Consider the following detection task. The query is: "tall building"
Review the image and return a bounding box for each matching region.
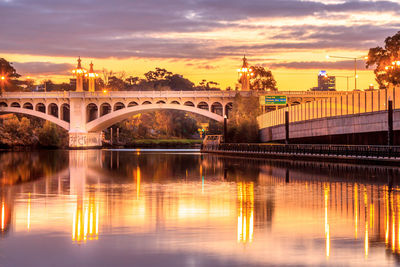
[312,70,336,91]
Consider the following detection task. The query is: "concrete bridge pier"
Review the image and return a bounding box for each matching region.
[68,93,102,148]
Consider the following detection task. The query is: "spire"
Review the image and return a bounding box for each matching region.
[77,56,82,68]
[242,55,248,68]
[89,61,94,72]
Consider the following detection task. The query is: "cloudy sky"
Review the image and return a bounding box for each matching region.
[1,0,399,90]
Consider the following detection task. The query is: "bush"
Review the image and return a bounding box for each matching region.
[37,121,67,148]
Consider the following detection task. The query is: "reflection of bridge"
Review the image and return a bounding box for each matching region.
[0,90,350,148]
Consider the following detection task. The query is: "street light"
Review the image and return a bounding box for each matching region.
[0,75,6,94]
[326,55,367,90]
[335,75,354,91]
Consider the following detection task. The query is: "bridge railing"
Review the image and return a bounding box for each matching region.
[257,86,400,129]
[0,90,355,100]
[203,143,400,158]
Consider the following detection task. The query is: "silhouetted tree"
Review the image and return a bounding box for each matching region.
[249,66,277,91]
[367,31,400,88]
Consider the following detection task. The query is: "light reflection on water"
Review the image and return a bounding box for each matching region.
[0,150,399,266]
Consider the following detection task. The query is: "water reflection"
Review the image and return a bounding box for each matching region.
[0,150,399,265]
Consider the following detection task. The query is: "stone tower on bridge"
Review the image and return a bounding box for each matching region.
[237,55,252,91]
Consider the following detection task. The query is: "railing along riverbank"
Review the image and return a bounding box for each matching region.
[202,143,400,165]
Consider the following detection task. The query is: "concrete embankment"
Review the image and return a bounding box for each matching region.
[202,144,400,166]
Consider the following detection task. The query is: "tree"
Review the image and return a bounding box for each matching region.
[227,94,260,143]
[108,76,128,91]
[249,66,277,91]
[144,68,172,82]
[0,58,22,93]
[37,121,67,147]
[0,58,20,79]
[366,31,400,88]
[0,115,36,146]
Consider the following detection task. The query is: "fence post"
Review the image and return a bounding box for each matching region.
[285,111,289,145]
[388,97,394,146]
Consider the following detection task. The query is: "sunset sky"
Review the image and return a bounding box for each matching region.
[1,0,399,91]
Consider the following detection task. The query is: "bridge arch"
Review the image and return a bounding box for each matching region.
[60,103,70,122]
[211,102,223,116]
[0,102,7,107]
[197,101,209,111]
[48,103,58,118]
[86,104,224,132]
[87,103,98,122]
[100,103,111,117]
[170,101,180,105]
[11,102,20,108]
[23,102,33,110]
[128,101,138,107]
[113,102,125,111]
[184,101,194,107]
[36,103,46,113]
[0,107,69,130]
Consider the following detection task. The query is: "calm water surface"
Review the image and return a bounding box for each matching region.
[0,149,400,266]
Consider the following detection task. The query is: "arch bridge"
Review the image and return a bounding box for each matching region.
[0,90,350,148]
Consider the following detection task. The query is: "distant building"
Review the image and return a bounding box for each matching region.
[311,70,336,91]
[70,78,76,88]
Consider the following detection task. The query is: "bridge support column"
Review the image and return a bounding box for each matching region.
[68,92,102,148]
[69,132,102,148]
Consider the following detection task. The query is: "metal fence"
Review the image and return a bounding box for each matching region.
[258,86,400,129]
[203,143,400,159]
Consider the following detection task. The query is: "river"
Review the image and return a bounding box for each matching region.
[0,149,399,266]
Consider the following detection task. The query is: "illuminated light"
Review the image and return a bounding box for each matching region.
[89,208,93,235]
[72,209,76,241]
[364,187,368,258]
[27,193,31,231]
[136,166,141,200]
[84,207,88,241]
[1,202,4,231]
[370,204,374,229]
[77,212,81,242]
[365,222,369,257]
[386,66,389,70]
[103,89,107,94]
[364,56,368,60]
[0,76,4,81]
[385,187,389,244]
[355,75,359,79]
[354,184,358,239]
[324,184,330,258]
[95,204,99,236]
[237,182,254,243]
[326,55,330,59]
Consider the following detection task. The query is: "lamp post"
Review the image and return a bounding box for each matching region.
[0,76,6,95]
[223,115,227,143]
[326,55,367,90]
[335,75,354,91]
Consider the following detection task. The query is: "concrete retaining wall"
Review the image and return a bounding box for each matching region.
[260,109,400,144]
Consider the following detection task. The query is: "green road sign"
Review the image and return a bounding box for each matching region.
[260,95,287,105]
